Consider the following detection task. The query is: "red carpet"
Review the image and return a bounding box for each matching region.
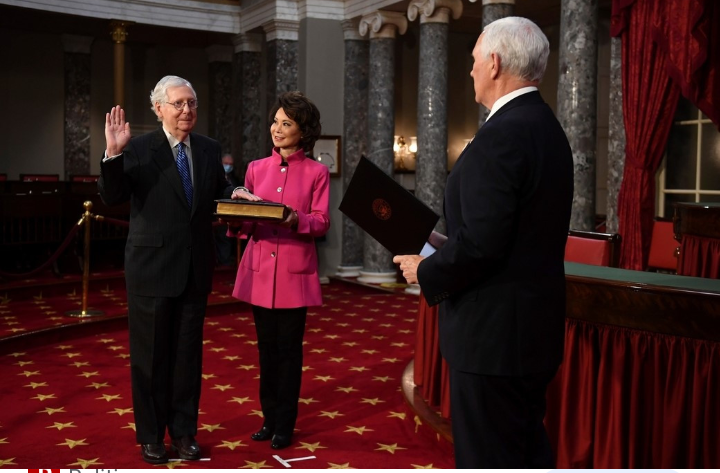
[0,274,454,469]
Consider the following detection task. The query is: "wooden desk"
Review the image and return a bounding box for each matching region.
[673,202,720,278]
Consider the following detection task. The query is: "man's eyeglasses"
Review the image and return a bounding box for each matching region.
[166,100,198,111]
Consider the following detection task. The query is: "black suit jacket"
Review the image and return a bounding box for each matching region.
[99,128,231,297]
[418,91,574,376]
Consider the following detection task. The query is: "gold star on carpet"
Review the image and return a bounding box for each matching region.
[319,411,344,419]
[217,439,247,450]
[69,361,90,368]
[345,313,358,317]
[335,386,358,393]
[328,462,354,469]
[203,340,213,345]
[249,410,264,417]
[363,317,376,321]
[206,321,220,326]
[371,335,386,340]
[199,423,225,432]
[411,463,437,469]
[398,329,413,334]
[96,394,122,402]
[14,360,33,367]
[335,322,350,327]
[391,342,407,347]
[161,460,186,469]
[0,438,7,444]
[116,353,130,359]
[237,364,256,371]
[329,357,347,363]
[372,376,393,382]
[63,352,82,358]
[309,348,327,354]
[375,443,406,454]
[308,328,323,333]
[0,459,17,467]
[78,371,99,378]
[240,460,272,468]
[301,365,314,371]
[68,458,103,468]
[342,342,358,347]
[33,293,44,301]
[7,327,26,333]
[37,407,65,415]
[323,334,340,339]
[58,438,89,449]
[108,408,133,416]
[223,355,241,361]
[360,398,384,406]
[352,329,367,334]
[18,370,40,377]
[231,333,248,338]
[387,411,406,420]
[344,425,374,435]
[87,382,110,389]
[298,397,318,405]
[313,375,334,382]
[211,384,233,392]
[24,381,48,389]
[244,340,258,346]
[297,441,327,453]
[56,344,73,350]
[32,393,56,401]
[202,373,217,380]
[122,422,136,431]
[209,347,227,352]
[107,345,124,351]
[382,358,400,363]
[97,338,115,343]
[228,396,251,405]
[47,422,75,430]
[349,366,369,372]
[361,349,378,355]
[218,327,233,332]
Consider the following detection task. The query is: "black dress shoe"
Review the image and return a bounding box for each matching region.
[171,435,201,460]
[251,425,274,441]
[141,443,168,464]
[271,434,292,450]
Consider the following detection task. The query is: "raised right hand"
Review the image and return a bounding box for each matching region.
[105,105,131,156]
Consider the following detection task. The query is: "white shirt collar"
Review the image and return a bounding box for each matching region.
[486,86,538,122]
[163,128,190,150]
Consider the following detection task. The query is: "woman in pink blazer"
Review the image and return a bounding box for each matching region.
[229,92,330,450]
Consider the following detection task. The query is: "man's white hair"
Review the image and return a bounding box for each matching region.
[480,17,550,83]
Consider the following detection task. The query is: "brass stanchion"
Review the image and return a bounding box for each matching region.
[66,201,105,317]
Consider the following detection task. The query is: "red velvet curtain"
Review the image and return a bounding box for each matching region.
[546,319,720,468]
[678,234,720,278]
[611,0,719,270]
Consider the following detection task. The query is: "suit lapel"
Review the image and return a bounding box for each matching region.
[149,128,189,210]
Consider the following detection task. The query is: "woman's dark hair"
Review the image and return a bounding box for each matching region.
[268,91,322,152]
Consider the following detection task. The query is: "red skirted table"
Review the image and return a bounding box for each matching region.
[674,202,720,279]
[413,262,720,468]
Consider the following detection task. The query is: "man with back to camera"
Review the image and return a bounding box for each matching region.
[393,17,574,468]
[99,75,233,464]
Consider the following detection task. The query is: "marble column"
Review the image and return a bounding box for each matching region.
[408,0,462,236]
[206,45,233,156]
[336,19,369,278]
[558,0,598,231]
[263,20,299,156]
[357,11,408,283]
[233,33,263,176]
[479,0,515,126]
[109,21,131,107]
[61,35,93,179]
[605,36,625,234]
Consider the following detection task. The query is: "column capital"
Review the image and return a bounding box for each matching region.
[262,19,300,42]
[359,11,408,39]
[233,33,263,53]
[408,0,463,24]
[206,45,233,63]
[341,18,366,41]
[61,34,94,53]
[481,0,516,4]
[109,20,133,44]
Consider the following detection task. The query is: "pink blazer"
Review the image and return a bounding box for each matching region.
[231,148,330,309]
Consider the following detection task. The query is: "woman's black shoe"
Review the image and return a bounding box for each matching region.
[251,425,274,441]
[271,434,292,450]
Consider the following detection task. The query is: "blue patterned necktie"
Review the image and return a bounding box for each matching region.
[176,142,193,208]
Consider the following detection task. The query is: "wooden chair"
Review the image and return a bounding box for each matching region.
[19,174,60,182]
[647,219,679,273]
[565,230,622,267]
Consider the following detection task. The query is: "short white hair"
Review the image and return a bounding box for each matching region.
[480,17,549,82]
[149,75,197,120]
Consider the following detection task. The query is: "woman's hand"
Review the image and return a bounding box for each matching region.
[279,206,299,229]
[231,187,262,201]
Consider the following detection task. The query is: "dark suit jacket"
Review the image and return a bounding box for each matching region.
[98,128,231,297]
[417,91,574,376]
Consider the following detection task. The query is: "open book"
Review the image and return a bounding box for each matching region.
[215,199,290,222]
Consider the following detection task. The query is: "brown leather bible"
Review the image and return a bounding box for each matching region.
[215,199,290,222]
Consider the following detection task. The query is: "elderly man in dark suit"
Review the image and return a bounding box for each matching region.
[394,17,574,469]
[99,75,232,464]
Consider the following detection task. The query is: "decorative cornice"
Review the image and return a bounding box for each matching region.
[262,19,300,41]
[61,34,94,53]
[205,44,233,63]
[341,18,366,41]
[109,20,132,44]
[407,0,462,24]
[233,33,263,53]
[359,10,407,39]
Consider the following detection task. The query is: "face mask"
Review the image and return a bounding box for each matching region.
[223,164,233,173]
